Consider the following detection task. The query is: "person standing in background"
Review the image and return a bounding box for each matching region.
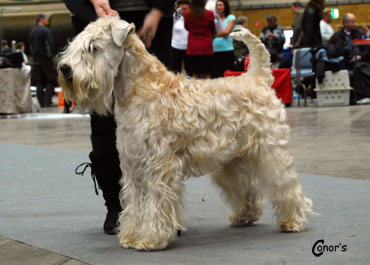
[300,0,324,48]
[231,16,249,71]
[169,0,190,74]
[291,1,304,49]
[260,14,285,69]
[1,40,12,53]
[278,2,303,69]
[183,0,215,79]
[29,14,56,108]
[212,0,235,78]
[320,8,334,46]
[16,42,28,63]
[232,16,248,58]
[16,41,31,75]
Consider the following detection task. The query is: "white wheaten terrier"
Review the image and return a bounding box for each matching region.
[58,16,312,251]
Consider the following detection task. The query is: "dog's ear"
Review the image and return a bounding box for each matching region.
[111,21,135,47]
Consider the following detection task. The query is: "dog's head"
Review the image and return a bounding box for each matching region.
[58,16,135,114]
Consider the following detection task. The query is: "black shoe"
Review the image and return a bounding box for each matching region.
[103,210,120,235]
[75,161,122,235]
[63,107,70,113]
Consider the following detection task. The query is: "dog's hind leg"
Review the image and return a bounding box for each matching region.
[211,159,264,227]
[256,146,313,232]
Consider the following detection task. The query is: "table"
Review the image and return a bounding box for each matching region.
[224,68,293,104]
[0,68,33,114]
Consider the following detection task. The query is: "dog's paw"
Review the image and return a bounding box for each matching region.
[229,208,263,227]
[118,232,137,249]
[134,237,169,251]
[279,221,302,233]
[229,212,254,227]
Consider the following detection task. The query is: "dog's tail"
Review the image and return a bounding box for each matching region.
[230,29,272,77]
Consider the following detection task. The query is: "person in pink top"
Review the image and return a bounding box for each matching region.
[183,0,215,79]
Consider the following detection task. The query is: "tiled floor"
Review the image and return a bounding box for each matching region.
[1,100,370,180]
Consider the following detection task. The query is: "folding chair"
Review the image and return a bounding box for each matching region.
[291,48,315,106]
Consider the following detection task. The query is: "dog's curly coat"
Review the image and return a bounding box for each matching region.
[58,16,312,251]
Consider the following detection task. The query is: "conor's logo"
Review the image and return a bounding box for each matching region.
[312,239,348,257]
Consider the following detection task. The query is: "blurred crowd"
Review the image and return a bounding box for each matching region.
[2,0,370,108]
[169,0,370,103]
[286,0,370,104]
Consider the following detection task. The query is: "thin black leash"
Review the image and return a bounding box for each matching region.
[75,162,99,195]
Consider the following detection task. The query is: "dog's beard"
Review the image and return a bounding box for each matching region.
[58,53,115,115]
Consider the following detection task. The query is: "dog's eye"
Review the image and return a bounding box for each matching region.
[60,64,73,82]
[60,64,71,76]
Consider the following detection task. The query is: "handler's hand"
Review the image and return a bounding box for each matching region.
[90,0,118,17]
[137,8,163,48]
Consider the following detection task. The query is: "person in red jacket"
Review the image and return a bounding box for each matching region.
[183,0,215,79]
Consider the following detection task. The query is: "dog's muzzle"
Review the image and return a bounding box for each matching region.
[60,64,73,83]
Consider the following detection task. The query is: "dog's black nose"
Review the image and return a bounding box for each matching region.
[60,64,73,82]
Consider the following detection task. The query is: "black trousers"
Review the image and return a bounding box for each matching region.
[32,56,56,107]
[169,47,189,74]
[354,61,370,100]
[212,50,235,78]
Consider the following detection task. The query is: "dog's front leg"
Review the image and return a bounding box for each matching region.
[117,171,145,249]
[133,162,186,251]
